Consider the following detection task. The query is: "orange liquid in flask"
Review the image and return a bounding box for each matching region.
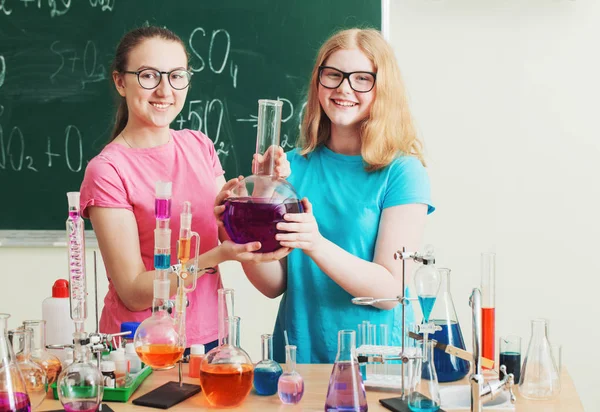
[200,363,254,407]
[136,344,184,369]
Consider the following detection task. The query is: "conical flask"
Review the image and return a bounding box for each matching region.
[223,99,303,253]
[424,268,469,382]
[200,289,254,407]
[0,313,31,412]
[408,340,440,412]
[519,319,561,400]
[8,327,47,410]
[325,330,367,412]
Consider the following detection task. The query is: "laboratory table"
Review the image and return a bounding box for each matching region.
[41,364,583,411]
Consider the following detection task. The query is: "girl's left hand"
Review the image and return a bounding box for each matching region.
[253,146,291,178]
[275,198,323,253]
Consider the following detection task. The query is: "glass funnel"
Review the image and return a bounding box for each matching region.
[22,320,62,385]
[325,330,367,412]
[519,319,561,400]
[223,99,303,253]
[423,268,469,382]
[8,328,47,410]
[56,332,103,412]
[0,314,31,412]
[408,340,440,412]
[253,334,282,396]
[200,316,254,407]
[414,250,440,323]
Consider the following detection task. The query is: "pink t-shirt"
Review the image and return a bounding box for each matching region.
[79,129,224,345]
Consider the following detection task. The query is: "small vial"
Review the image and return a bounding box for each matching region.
[109,349,129,388]
[101,361,116,388]
[125,343,142,374]
[188,344,205,379]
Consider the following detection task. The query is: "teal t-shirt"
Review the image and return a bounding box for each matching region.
[272,146,435,364]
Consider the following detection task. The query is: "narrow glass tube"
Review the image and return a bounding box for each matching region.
[218,289,235,345]
[481,252,496,369]
[66,192,87,332]
[154,228,171,270]
[253,99,283,176]
[177,201,192,264]
[155,181,172,221]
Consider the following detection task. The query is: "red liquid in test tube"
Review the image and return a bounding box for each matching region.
[481,252,496,369]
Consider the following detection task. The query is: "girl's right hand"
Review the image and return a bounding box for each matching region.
[214,176,244,227]
[219,240,292,263]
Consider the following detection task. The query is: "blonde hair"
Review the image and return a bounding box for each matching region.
[299,28,425,170]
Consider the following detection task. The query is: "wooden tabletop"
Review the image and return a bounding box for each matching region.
[41,364,583,411]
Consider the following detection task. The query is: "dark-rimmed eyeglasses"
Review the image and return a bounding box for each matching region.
[318,66,376,93]
[123,68,193,90]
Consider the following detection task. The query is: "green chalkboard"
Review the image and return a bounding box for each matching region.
[0,0,381,231]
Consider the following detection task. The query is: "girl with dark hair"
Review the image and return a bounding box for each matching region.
[80,26,290,352]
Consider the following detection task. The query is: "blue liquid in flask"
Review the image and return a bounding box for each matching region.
[408,393,440,412]
[422,320,469,382]
[254,364,282,396]
[418,296,436,322]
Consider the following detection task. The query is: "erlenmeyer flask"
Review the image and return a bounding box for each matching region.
[325,330,367,412]
[200,289,253,407]
[0,313,31,412]
[8,328,48,410]
[519,319,561,400]
[56,332,104,412]
[223,99,303,252]
[424,268,469,382]
[408,340,440,412]
[22,320,62,385]
[253,334,282,396]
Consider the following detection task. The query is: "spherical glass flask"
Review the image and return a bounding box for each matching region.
[224,176,303,253]
[56,333,103,412]
[8,327,48,410]
[133,312,183,370]
[223,99,303,253]
[22,320,62,385]
[199,316,254,407]
[253,334,282,396]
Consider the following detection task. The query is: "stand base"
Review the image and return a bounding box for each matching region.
[132,381,201,409]
[380,394,447,412]
[44,404,115,412]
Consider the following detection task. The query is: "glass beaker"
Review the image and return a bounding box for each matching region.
[22,320,62,385]
[325,330,367,412]
[277,345,304,405]
[8,328,48,410]
[223,99,303,253]
[253,334,282,396]
[408,340,441,412]
[425,268,469,382]
[499,335,521,382]
[56,332,104,412]
[200,316,254,407]
[0,314,31,412]
[519,319,561,400]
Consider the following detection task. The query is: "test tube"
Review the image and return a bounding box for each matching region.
[380,324,389,379]
[481,252,496,369]
[357,323,366,381]
[369,324,377,376]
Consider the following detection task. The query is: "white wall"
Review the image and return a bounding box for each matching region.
[389,0,598,410]
[0,0,597,409]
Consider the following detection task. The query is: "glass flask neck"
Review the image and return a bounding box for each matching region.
[224,316,240,347]
[23,320,46,351]
[335,330,355,362]
[261,334,274,361]
[253,99,283,176]
[284,345,297,373]
[72,333,90,363]
[218,288,235,345]
[530,319,549,340]
[8,328,33,359]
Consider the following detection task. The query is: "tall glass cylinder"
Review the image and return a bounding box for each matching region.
[0,314,31,412]
[66,192,87,333]
[253,99,283,176]
[481,252,496,370]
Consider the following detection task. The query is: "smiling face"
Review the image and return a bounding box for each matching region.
[113,37,189,130]
[318,48,376,133]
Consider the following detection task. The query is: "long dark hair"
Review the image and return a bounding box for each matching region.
[109,26,188,142]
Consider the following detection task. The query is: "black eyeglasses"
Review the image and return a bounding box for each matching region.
[318,66,377,93]
[123,68,193,90]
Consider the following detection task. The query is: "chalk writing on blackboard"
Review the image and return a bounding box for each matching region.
[0,0,115,17]
[0,55,5,89]
[50,40,108,88]
[189,27,238,88]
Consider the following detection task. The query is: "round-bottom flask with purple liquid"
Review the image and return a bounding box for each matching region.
[277,345,304,405]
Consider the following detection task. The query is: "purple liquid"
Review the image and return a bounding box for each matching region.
[325,362,367,412]
[62,401,100,412]
[155,198,171,220]
[223,197,303,252]
[277,374,304,405]
[0,392,31,412]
